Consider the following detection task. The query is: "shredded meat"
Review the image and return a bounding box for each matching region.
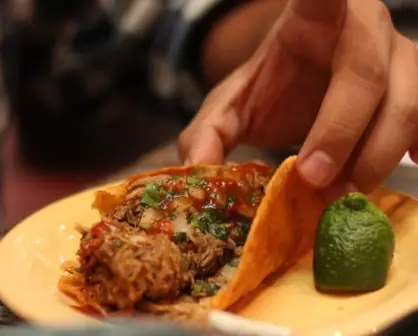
[108,198,144,227]
[179,226,235,277]
[83,234,190,310]
[63,162,273,321]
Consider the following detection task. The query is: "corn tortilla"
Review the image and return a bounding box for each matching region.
[211,156,326,309]
[92,157,326,311]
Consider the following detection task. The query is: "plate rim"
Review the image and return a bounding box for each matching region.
[1,184,418,335]
[0,184,106,326]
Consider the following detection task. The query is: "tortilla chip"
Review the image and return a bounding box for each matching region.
[211,156,326,310]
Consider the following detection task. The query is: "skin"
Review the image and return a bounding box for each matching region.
[178,0,418,200]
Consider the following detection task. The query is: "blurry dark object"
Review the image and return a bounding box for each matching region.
[0,321,219,335]
[34,0,97,21]
[0,0,183,172]
[390,8,418,28]
[379,310,418,336]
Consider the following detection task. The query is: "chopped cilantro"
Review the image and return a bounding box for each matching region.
[228,259,240,267]
[186,175,200,185]
[167,189,177,196]
[206,283,221,295]
[171,175,181,180]
[227,195,237,209]
[173,232,187,244]
[191,281,221,297]
[209,223,228,241]
[248,194,257,205]
[112,239,122,247]
[241,220,252,241]
[141,182,161,208]
[190,216,199,227]
[191,207,228,241]
[192,280,205,296]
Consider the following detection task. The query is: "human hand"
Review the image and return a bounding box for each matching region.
[178,0,418,197]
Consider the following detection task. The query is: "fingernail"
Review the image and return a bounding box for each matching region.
[298,150,337,187]
[184,158,190,166]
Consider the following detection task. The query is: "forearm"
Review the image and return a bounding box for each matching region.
[202,0,289,87]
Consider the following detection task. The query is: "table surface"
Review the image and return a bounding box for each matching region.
[1,7,418,328]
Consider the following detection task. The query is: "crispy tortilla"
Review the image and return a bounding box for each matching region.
[91,156,327,311]
[212,156,326,309]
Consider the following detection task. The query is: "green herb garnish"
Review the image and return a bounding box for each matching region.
[206,283,221,295]
[248,194,257,205]
[227,195,237,209]
[191,207,228,240]
[190,216,199,227]
[112,239,122,247]
[228,259,240,267]
[171,175,181,180]
[192,280,205,296]
[173,232,187,244]
[241,220,252,241]
[209,223,228,241]
[191,281,220,297]
[167,189,177,196]
[141,182,161,208]
[186,175,200,185]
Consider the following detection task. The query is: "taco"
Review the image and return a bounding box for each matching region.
[59,156,325,323]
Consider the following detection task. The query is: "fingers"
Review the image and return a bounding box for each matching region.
[296,0,394,188]
[178,66,252,164]
[333,34,418,195]
[278,0,346,69]
[290,0,346,24]
[349,35,418,193]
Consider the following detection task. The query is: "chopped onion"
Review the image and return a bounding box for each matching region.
[188,186,206,200]
[172,196,193,213]
[129,234,147,244]
[139,208,158,229]
[172,212,188,233]
[220,264,237,281]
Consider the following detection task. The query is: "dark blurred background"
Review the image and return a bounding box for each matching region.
[0,0,417,230]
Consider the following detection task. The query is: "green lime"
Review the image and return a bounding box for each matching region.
[314,192,395,293]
